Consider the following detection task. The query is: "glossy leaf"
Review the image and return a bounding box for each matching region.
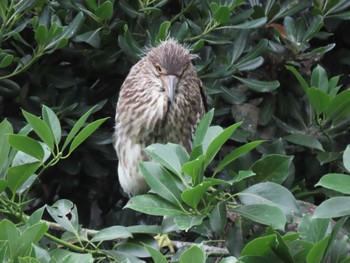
[0,119,13,172]
[284,133,324,151]
[234,76,280,92]
[95,0,113,20]
[91,226,132,242]
[209,202,227,236]
[140,162,182,206]
[46,199,79,233]
[307,87,331,116]
[214,6,230,24]
[204,122,241,167]
[286,65,309,92]
[34,24,48,45]
[251,154,294,184]
[22,109,54,151]
[156,21,171,41]
[306,236,330,263]
[8,135,44,161]
[182,154,205,185]
[313,197,350,218]
[42,105,61,146]
[180,245,206,263]
[62,106,97,151]
[7,162,41,194]
[125,194,184,216]
[238,182,300,216]
[298,215,330,243]
[343,145,350,172]
[145,143,189,178]
[49,249,94,263]
[193,109,214,148]
[69,117,108,154]
[144,244,167,263]
[214,140,265,175]
[311,65,329,93]
[16,223,49,257]
[0,219,19,258]
[175,214,206,231]
[181,181,211,209]
[233,204,286,230]
[316,173,350,194]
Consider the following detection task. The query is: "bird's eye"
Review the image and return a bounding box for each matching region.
[155,65,162,74]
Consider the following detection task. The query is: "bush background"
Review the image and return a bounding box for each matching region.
[2,0,350,261]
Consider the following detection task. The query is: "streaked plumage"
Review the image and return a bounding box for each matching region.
[114,39,206,197]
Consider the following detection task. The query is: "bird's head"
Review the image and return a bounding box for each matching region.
[146,39,196,103]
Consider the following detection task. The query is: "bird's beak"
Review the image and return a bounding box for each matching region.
[163,75,179,103]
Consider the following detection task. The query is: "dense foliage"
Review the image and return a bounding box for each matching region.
[1,0,350,262]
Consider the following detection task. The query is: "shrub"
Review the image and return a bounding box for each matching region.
[1,0,350,262]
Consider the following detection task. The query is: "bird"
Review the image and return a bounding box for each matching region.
[114,39,206,197]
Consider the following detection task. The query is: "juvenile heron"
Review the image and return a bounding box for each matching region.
[114,39,206,197]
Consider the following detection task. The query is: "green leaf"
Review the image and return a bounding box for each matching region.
[144,143,189,178]
[236,56,264,71]
[0,219,19,258]
[238,182,300,216]
[209,202,227,236]
[125,194,185,216]
[181,181,212,209]
[286,65,309,92]
[214,6,230,24]
[316,173,350,194]
[62,106,97,151]
[306,87,331,116]
[298,215,330,243]
[284,133,324,151]
[0,79,20,97]
[204,122,241,167]
[233,204,286,230]
[251,154,294,184]
[193,109,214,148]
[144,244,167,263]
[0,119,13,172]
[156,21,171,41]
[230,17,267,29]
[46,199,79,233]
[0,180,6,193]
[42,106,61,146]
[241,234,277,257]
[16,223,49,257]
[313,197,350,218]
[311,65,329,93]
[69,117,108,154]
[228,170,256,184]
[140,162,182,206]
[95,0,113,20]
[306,236,330,263]
[0,54,14,68]
[8,134,44,161]
[301,15,323,44]
[344,145,350,172]
[182,154,205,185]
[214,140,265,176]
[34,24,48,45]
[26,206,45,227]
[180,245,206,263]
[74,30,101,48]
[234,76,280,92]
[91,226,132,242]
[325,90,350,124]
[22,109,55,151]
[175,214,206,231]
[7,162,41,194]
[49,249,94,263]
[59,12,84,40]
